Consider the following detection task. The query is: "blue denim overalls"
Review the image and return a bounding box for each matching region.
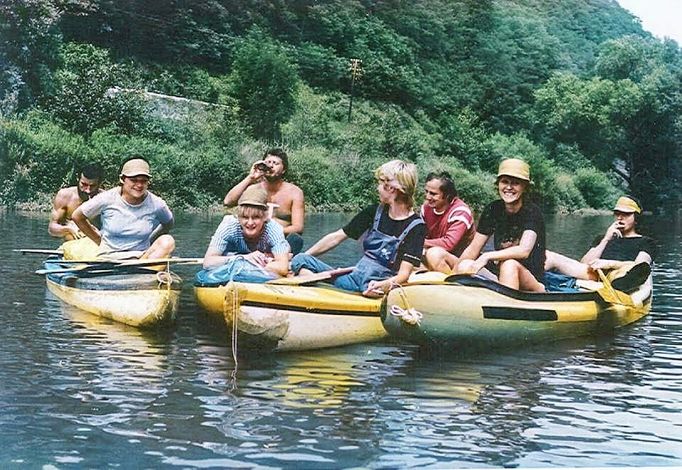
[291,205,424,292]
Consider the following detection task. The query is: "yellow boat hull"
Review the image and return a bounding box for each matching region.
[45,263,181,328]
[194,282,386,352]
[382,275,652,348]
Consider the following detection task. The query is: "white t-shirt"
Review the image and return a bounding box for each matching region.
[80,187,173,253]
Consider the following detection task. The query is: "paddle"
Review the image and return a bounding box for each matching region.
[267,266,354,286]
[14,248,64,255]
[36,257,204,275]
[45,256,203,266]
[595,268,635,307]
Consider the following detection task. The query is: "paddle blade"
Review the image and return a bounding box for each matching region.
[596,269,635,307]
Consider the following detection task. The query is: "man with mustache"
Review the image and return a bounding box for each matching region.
[48,163,104,241]
[224,148,305,255]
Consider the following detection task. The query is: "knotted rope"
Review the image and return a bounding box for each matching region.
[388,283,423,325]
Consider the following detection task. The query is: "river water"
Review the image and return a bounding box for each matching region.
[1,210,680,468]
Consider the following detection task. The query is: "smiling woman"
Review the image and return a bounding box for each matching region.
[458,158,547,292]
[70,157,176,261]
[195,184,291,285]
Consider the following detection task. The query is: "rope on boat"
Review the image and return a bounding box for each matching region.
[222,256,246,391]
[389,304,423,325]
[389,283,423,325]
[156,269,178,287]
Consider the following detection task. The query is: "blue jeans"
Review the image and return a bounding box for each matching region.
[291,253,393,292]
[286,233,304,256]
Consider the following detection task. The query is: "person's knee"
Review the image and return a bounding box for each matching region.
[424,246,446,268]
[290,253,312,274]
[498,259,521,276]
[155,234,175,254]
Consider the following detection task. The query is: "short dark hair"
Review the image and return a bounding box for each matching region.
[426,171,458,201]
[264,148,288,173]
[80,163,103,181]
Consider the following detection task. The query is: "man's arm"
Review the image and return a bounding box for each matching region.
[364,260,415,297]
[150,218,174,243]
[305,229,348,257]
[581,221,622,264]
[265,251,290,277]
[589,250,652,271]
[48,189,80,239]
[223,162,267,206]
[202,246,231,269]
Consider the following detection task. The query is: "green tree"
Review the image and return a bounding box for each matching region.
[47,43,146,136]
[0,0,63,111]
[229,29,300,141]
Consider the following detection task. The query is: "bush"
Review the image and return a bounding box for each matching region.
[289,145,379,211]
[0,111,87,203]
[228,29,300,141]
[573,167,619,209]
[553,172,586,212]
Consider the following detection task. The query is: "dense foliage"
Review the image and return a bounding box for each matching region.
[1,0,680,213]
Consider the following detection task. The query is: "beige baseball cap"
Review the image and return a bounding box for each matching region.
[120,158,151,178]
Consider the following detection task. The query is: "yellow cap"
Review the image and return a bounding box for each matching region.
[497,158,530,182]
[613,196,641,214]
[238,185,269,209]
[120,158,151,178]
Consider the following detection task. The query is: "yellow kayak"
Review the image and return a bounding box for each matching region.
[44,259,182,328]
[194,281,386,352]
[382,274,652,348]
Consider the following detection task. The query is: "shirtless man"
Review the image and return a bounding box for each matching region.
[48,163,104,240]
[224,148,305,254]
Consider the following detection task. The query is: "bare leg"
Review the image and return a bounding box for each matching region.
[544,250,595,280]
[498,259,545,292]
[142,234,176,260]
[424,247,459,274]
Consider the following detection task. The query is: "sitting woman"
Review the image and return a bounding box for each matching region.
[290,160,426,297]
[544,195,655,291]
[195,185,290,285]
[457,158,546,292]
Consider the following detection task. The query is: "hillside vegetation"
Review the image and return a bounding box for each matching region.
[1,0,680,213]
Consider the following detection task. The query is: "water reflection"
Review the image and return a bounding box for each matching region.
[41,292,173,433]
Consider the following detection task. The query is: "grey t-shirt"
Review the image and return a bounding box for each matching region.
[80,187,173,253]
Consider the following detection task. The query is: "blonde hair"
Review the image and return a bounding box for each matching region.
[374,159,417,207]
[237,205,267,219]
